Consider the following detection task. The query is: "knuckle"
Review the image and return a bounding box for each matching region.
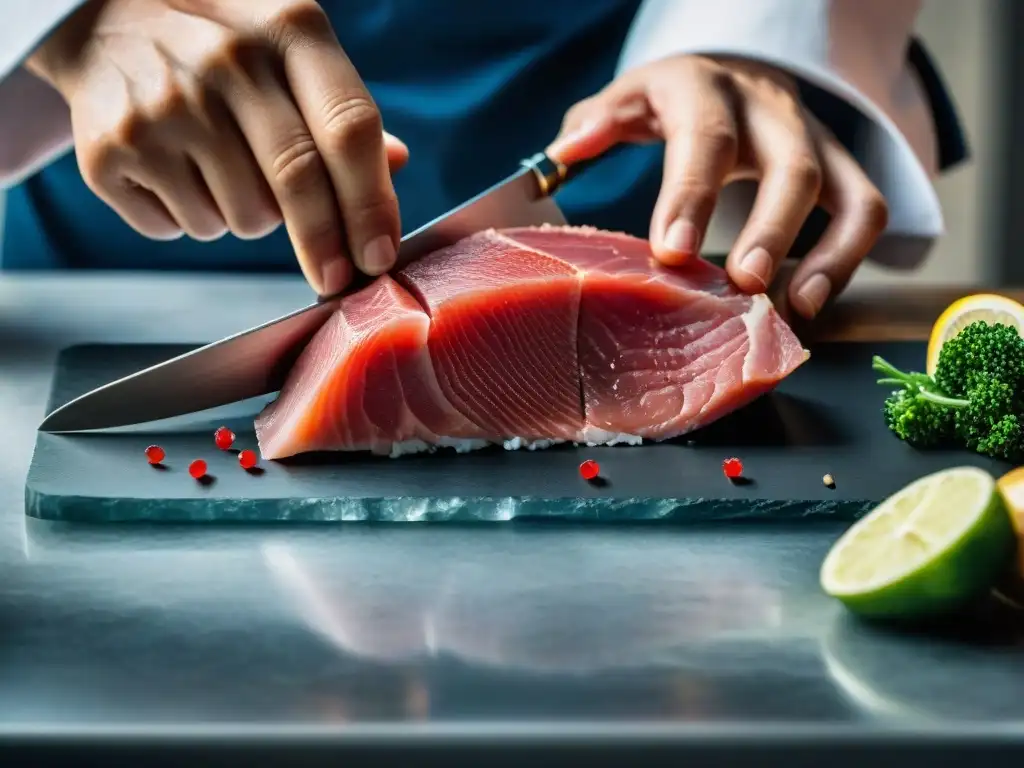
[77,140,120,190]
[678,54,732,88]
[753,224,793,250]
[144,82,191,125]
[704,64,735,94]
[348,191,398,227]
[784,152,823,196]
[111,111,151,150]
[200,36,259,89]
[262,1,333,47]
[270,135,326,197]
[676,53,712,76]
[670,178,718,208]
[295,214,342,253]
[320,95,383,155]
[698,119,738,159]
[857,187,890,234]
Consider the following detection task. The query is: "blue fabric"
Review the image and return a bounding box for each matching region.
[2,0,659,271]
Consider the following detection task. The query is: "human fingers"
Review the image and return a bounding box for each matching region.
[723,101,823,294]
[80,162,184,241]
[550,62,741,265]
[176,0,404,287]
[786,124,889,319]
[545,82,653,167]
[76,125,225,242]
[67,63,219,242]
[132,153,229,241]
[215,48,351,294]
[213,56,405,292]
[184,95,283,240]
[268,2,400,276]
[643,62,740,265]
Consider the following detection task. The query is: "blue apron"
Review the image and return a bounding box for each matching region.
[2,0,657,271]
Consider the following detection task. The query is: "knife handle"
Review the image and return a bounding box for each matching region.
[520,152,595,199]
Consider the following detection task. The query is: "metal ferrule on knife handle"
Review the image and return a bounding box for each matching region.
[520,152,570,198]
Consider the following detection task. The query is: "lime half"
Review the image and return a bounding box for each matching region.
[820,467,1016,620]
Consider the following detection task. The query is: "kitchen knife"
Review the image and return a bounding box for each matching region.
[39,152,579,432]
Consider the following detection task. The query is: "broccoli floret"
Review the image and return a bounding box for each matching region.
[882,387,956,447]
[873,355,1024,461]
[874,357,956,446]
[934,320,1024,396]
[951,378,1024,461]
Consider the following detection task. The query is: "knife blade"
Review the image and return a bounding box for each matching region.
[39,153,574,432]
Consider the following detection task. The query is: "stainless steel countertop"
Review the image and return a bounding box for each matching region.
[2,273,1023,763]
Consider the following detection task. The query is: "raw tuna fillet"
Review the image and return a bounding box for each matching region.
[255,275,482,459]
[255,225,808,459]
[504,227,805,440]
[397,232,584,442]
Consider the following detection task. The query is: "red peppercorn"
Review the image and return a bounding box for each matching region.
[579,458,600,481]
[722,457,743,479]
[144,445,165,465]
[188,459,208,480]
[238,449,258,470]
[214,426,236,451]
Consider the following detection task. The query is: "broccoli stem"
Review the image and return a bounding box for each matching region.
[871,356,936,390]
[871,355,970,408]
[917,390,969,408]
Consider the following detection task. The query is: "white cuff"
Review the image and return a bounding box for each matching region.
[0,2,87,186]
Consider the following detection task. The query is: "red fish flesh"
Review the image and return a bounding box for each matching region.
[255,226,808,459]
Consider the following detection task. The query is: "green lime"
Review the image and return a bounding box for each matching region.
[819,466,1016,620]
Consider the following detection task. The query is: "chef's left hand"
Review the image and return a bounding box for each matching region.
[547,55,889,319]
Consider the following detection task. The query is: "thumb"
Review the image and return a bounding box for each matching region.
[546,80,657,166]
[546,115,618,167]
[546,85,650,166]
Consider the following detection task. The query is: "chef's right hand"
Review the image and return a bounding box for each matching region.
[26,0,404,296]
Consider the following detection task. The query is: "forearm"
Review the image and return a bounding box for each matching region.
[0,1,89,187]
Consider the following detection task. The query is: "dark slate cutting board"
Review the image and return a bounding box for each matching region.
[25,342,1013,523]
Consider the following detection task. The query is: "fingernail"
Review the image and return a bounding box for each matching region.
[795,273,832,317]
[738,247,773,290]
[662,219,700,257]
[320,257,351,297]
[383,130,407,152]
[361,235,396,275]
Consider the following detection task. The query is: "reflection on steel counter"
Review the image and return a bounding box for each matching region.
[261,535,783,675]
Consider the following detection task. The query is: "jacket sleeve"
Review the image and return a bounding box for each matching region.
[619,0,961,270]
[0,1,90,188]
